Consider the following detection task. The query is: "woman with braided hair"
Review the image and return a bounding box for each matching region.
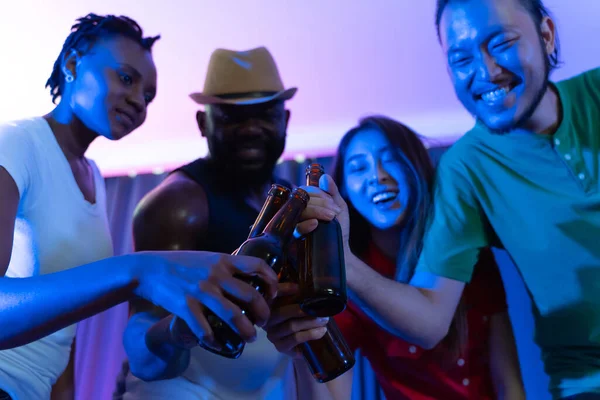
[0,13,288,400]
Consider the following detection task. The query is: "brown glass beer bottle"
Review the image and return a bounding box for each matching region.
[299,163,347,317]
[199,187,309,358]
[278,262,355,383]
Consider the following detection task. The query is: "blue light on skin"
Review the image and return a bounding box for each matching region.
[343,127,410,231]
[439,0,560,134]
[53,36,158,142]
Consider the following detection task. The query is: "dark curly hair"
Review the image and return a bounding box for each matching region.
[46,13,160,104]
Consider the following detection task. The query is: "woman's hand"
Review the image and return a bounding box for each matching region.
[264,283,329,357]
[295,174,350,243]
[133,251,278,348]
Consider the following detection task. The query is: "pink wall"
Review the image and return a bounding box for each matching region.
[0,0,598,176]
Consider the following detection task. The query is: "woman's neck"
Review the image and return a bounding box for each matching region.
[369,225,402,261]
[44,103,97,161]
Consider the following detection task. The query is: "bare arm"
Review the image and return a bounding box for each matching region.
[489,311,525,400]
[291,358,352,400]
[0,167,276,352]
[325,367,353,400]
[0,167,138,347]
[344,252,465,349]
[264,283,354,400]
[123,172,208,381]
[51,337,76,400]
[301,175,466,349]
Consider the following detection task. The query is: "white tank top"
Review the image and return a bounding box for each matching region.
[122,328,293,399]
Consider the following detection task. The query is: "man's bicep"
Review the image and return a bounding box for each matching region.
[129,173,209,318]
[132,173,209,251]
[129,194,188,320]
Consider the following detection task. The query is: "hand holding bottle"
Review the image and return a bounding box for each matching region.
[296,174,350,246]
[173,186,310,359]
[264,272,355,383]
[141,251,278,351]
[265,282,329,357]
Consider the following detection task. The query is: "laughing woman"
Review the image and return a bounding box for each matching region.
[265,116,525,399]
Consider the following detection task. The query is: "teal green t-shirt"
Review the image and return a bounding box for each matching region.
[416,67,600,398]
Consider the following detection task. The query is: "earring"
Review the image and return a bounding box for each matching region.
[65,74,74,83]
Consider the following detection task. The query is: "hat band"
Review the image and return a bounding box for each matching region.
[214,91,279,100]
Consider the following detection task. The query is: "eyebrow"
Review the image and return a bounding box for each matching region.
[345,154,365,164]
[447,25,519,53]
[345,145,395,164]
[119,63,142,78]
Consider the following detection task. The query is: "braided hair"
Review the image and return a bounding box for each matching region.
[46,13,160,104]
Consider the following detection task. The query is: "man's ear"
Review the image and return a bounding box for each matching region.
[196,110,207,137]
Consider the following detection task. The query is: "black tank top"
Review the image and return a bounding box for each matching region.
[176,158,292,254]
[111,160,292,399]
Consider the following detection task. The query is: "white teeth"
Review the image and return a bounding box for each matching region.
[481,86,510,103]
[372,191,398,204]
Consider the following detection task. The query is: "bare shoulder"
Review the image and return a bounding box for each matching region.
[133,171,209,251]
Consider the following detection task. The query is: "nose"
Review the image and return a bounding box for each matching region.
[237,120,268,138]
[475,51,502,81]
[367,161,392,185]
[126,89,146,114]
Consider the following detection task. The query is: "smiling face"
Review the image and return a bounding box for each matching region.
[198,100,289,184]
[439,0,555,132]
[343,127,411,230]
[66,35,158,140]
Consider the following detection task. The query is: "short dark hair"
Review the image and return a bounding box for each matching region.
[46,13,160,103]
[434,0,561,71]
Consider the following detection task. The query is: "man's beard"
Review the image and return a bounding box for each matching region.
[206,136,286,189]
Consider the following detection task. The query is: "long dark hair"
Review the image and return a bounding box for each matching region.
[332,115,467,359]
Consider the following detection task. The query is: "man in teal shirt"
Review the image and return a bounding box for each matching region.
[261,0,598,398]
[413,0,600,398]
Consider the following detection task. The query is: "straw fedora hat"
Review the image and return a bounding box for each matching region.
[189,46,297,105]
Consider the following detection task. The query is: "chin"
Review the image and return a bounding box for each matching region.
[371,218,399,231]
[239,162,266,171]
[369,207,407,230]
[108,126,134,141]
[481,118,515,133]
[105,133,124,141]
[94,130,115,141]
[476,110,520,134]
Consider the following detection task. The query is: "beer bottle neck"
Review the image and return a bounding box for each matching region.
[263,189,309,247]
[248,184,291,239]
[306,164,325,187]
